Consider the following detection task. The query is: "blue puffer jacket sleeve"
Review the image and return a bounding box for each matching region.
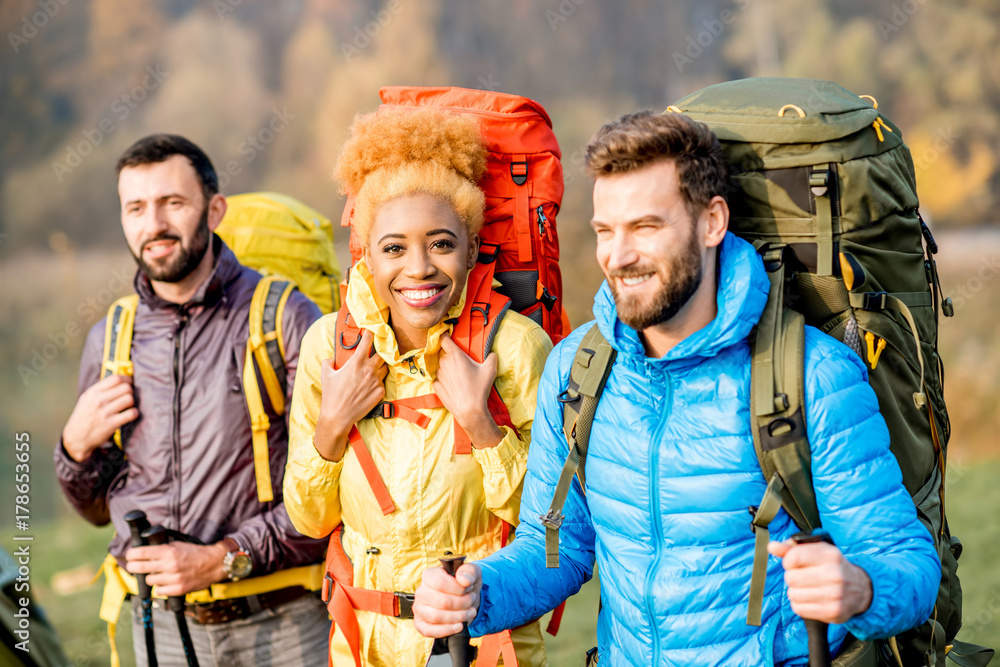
[470,328,596,636]
[799,327,941,642]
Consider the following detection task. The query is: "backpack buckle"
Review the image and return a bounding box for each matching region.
[394,592,415,619]
[748,506,759,533]
[539,509,564,530]
[367,402,396,420]
[321,573,333,603]
[477,243,500,264]
[540,287,557,311]
[510,161,528,186]
[862,291,888,311]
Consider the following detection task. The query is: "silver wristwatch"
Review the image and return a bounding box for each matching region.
[221,538,253,582]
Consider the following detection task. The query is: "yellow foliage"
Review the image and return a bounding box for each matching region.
[910,129,997,221]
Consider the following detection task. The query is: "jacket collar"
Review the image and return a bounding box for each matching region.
[345,260,469,375]
[134,234,242,310]
[594,232,769,365]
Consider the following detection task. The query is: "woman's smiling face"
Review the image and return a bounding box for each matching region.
[364,193,478,353]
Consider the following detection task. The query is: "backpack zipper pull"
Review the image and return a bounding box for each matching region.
[536,204,548,238]
[865,331,886,370]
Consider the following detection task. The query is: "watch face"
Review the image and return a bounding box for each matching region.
[230,553,252,579]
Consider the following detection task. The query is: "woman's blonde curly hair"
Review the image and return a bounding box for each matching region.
[334,107,488,245]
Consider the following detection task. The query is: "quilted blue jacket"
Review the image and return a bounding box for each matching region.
[469,233,940,666]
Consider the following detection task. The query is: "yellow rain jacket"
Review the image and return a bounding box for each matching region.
[284,262,553,667]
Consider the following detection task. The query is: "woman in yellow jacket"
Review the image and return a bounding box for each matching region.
[283,108,553,666]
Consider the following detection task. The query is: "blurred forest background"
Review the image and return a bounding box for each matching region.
[1,0,998,664]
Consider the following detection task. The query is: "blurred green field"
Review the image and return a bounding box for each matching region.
[18,458,998,666]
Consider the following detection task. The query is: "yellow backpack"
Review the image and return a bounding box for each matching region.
[101,192,341,503]
[217,191,341,315]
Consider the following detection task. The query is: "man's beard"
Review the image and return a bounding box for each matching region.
[131,207,211,283]
[608,228,703,331]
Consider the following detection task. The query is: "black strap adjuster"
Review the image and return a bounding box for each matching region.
[510,161,528,186]
[862,291,888,311]
[395,592,415,619]
[540,287,557,311]
[322,573,334,602]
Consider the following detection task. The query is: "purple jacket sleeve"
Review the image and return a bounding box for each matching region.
[223,290,327,574]
[53,319,127,527]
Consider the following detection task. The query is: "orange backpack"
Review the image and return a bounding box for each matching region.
[321,87,567,667]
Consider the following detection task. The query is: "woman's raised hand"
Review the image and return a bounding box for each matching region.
[313,329,388,462]
[433,334,504,449]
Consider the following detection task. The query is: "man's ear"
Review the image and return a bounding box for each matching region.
[206,193,228,232]
[467,232,480,270]
[702,195,729,249]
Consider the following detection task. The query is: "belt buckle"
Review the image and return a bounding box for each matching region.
[395,592,415,619]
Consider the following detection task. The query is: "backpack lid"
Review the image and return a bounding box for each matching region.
[672,77,883,145]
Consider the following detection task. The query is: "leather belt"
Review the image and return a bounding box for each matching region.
[182,586,312,625]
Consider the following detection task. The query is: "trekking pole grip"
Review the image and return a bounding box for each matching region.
[124,510,152,596]
[791,530,834,667]
[439,555,477,667]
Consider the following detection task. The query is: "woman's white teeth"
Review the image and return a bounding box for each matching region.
[402,287,443,300]
[622,274,653,286]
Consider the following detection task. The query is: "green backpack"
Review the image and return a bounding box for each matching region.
[541,78,992,667]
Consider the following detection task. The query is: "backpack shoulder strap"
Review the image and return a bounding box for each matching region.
[243,275,294,503]
[450,260,514,454]
[746,245,820,626]
[248,275,295,414]
[541,323,616,569]
[101,294,139,449]
[332,302,362,370]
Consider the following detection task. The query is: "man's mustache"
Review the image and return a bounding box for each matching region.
[607,267,659,280]
[140,234,181,251]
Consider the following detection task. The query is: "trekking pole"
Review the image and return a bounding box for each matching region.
[791,529,835,667]
[143,525,200,667]
[124,510,157,667]
[439,555,477,667]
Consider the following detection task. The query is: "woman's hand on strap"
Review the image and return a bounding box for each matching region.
[314,329,387,462]
[433,334,503,449]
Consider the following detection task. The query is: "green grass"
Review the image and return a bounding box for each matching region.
[16,460,997,666]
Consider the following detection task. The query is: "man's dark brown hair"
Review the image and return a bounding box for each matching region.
[116,134,219,203]
[584,110,728,221]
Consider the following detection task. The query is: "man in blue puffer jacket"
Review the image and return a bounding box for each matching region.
[413,111,940,665]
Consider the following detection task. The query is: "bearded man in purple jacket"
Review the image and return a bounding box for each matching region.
[55,134,330,667]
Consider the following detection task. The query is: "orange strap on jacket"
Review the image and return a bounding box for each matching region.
[347,426,397,516]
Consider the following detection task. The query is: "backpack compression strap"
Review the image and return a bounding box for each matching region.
[541,324,616,569]
[101,294,140,450]
[243,276,296,503]
[747,244,820,626]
